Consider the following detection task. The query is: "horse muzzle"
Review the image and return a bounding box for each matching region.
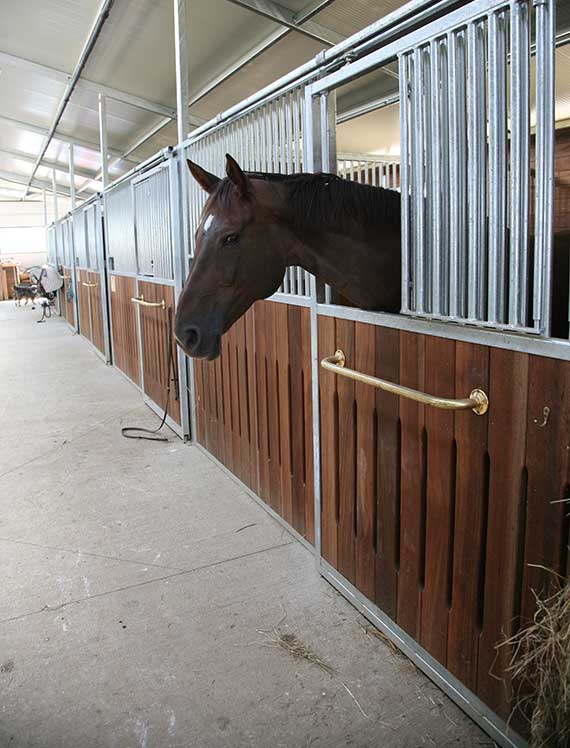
[175,323,221,360]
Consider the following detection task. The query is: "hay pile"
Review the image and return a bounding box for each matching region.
[501,573,570,748]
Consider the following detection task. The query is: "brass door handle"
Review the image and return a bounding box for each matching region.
[82,282,98,288]
[131,295,166,310]
[321,350,489,415]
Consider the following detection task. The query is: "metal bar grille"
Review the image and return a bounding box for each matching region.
[185,85,312,298]
[400,0,555,337]
[133,165,174,280]
[105,181,136,274]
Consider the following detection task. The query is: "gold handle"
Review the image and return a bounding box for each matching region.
[131,295,166,310]
[321,350,489,415]
[63,275,71,281]
[82,281,98,288]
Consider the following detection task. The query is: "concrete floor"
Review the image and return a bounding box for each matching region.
[0,300,493,748]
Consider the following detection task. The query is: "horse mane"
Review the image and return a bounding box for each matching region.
[211,171,401,232]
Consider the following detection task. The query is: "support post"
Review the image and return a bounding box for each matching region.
[68,143,76,210]
[42,188,48,226]
[51,169,58,221]
[98,93,109,189]
[174,0,195,441]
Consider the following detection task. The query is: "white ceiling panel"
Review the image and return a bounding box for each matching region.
[0,0,102,72]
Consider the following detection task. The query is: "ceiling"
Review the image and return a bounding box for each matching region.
[0,0,407,203]
[0,0,568,205]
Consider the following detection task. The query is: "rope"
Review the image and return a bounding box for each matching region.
[121,305,177,442]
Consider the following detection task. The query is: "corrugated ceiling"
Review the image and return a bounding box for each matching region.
[0,0,568,203]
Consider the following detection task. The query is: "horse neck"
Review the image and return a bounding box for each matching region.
[283,193,401,311]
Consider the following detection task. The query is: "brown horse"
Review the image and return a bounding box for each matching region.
[175,154,401,359]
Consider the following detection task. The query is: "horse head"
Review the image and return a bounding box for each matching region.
[175,154,290,359]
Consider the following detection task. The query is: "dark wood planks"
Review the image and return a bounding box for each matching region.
[109,274,141,386]
[195,300,314,542]
[76,270,91,343]
[88,271,105,355]
[317,318,569,736]
[138,281,180,425]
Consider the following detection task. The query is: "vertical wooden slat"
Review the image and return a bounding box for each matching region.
[245,306,260,496]
[355,323,376,600]
[256,302,270,504]
[336,319,356,584]
[397,331,425,638]
[318,315,338,565]
[521,357,570,620]
[477,348,529,719]
[236,316,251,487]
[221,329,234,472]
[302,307,314,544]
[266,303,281,513]
[228,324,241,479]
[375,326,400,620]
[447,342,489,691]
[288,304,304,533]
[421,336,456,664]
[276,304,293,526]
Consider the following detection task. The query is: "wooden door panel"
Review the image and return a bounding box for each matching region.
[318,318,570,729]
[88,271,105,355]
[138,281,180,425]
[109,275,140,386]
[76,270,92,342]
[194,300,314,543]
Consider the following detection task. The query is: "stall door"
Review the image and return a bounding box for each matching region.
[105,181,141,387]
[133,164,181,430]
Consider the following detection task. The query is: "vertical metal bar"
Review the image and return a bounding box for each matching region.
[439,39,450,315]
[399,53,411,314]
[448,30,467,319]
[51,169,58,222]
[467,21,487,321]
[98,93,109,189]
[174,0,193,440]
[293,89,301,172]
[42,188,48,226]
[509,0,530,326]
[534,0,555,335]
[423,46,433,314]
[412,47,426,314]
[431,39,442,316]
[68,143,76,211]
[487,10,507,324]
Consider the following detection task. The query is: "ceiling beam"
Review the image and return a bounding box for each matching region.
[0,169,95,198]
[0,114,138,164]
[189,0,338,107]
[0,50,177,119]
[224,0,343,46]
[23,0,116,196]
[0,147,97,180]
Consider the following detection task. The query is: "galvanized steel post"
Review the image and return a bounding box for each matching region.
[98,93,109,190]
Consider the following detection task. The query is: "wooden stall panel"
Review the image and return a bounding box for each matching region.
[62,267,75,327]
[195,300,314,542]
[138,281,180,425]
[109,274,140,386]
[319,319,570,731]
[88,271,105,356]
[76,270,91,342]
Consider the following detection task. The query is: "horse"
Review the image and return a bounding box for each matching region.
[174,154,402,359]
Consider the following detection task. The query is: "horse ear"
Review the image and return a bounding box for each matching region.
[225,153,250,197]
[187,160,220,194]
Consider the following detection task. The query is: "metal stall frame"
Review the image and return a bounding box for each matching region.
[80,194,112,363]
[103,149,190,440]
[302,1,557,746]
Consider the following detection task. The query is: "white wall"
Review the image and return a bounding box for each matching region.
[0,197,73,268]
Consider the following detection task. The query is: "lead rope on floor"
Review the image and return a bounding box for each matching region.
[121,305,177,442]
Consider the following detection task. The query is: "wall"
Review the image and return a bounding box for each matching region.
[0,197,73,268]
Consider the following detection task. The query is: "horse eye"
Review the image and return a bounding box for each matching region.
[223,233,239,246]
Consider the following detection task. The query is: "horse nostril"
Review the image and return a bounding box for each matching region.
[186,326,201,350]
